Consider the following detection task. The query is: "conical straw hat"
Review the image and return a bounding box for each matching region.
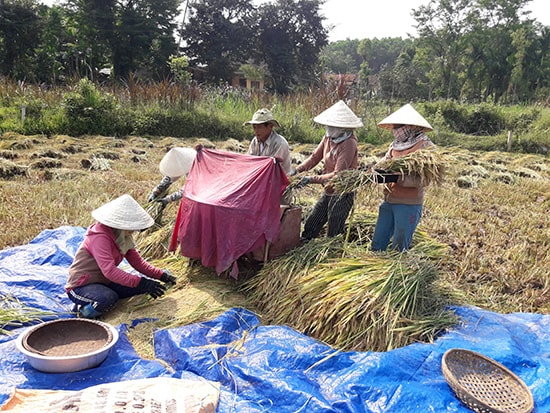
[377,103,433,131]
[313,100,364,128]
[159,147,196,179]
[92,194,154,231]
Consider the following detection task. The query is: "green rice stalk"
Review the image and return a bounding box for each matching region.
[0,294,55,335]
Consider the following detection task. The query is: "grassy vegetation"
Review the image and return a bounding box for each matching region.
[0,81,549,357]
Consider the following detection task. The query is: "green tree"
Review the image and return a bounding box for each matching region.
[255,0,328,94]
[0,0,42,80]
[63,0,179,80]
[168,54,192,86]
[61,0,114,80]
[413,0,472,99]
[34,5,75,83]
[113,0,179,79]
[181,0,256,84]
[320,39,361,74]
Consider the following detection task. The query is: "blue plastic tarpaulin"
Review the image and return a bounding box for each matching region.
[1,226,549,412]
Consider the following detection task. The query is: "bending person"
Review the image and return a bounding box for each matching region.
[148,147,196,208]
[66,194,176,318]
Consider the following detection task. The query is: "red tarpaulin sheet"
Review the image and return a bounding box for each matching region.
[169,147,289,277]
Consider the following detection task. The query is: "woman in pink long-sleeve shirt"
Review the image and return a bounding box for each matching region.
[293,101,363,240]
[66,194,176,318]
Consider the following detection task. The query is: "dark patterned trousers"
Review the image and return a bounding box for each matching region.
[302,192,355,239]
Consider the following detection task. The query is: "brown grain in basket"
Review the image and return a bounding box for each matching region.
[22,319,113,357]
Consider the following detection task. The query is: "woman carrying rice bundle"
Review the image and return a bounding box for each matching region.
[291,100,363,240]
[371,104,436,252]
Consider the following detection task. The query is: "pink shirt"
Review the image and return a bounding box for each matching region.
[65,222,163,291]
[296,135,358,194]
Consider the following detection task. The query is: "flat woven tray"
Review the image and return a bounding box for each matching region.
[22,318,113,357]
[442,348,534,413]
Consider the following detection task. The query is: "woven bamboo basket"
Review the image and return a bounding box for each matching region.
[442,348,534,413]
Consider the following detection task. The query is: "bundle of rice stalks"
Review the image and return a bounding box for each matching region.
[136,219,175,260]
[243,227,454,352]
[295,252,457,351]
[281,177,306,204]
[242,237,345,323]
[376,149,447,186]
[331,169,377,194]
[144,200,166,227]
[1,294,55,335]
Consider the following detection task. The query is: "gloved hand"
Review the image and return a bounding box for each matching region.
[295,176,311,188]
[137,277,166,299]
[373,169,399,183]
[160,270,177,286]
[156,198,168,209]
[148,191,158,202]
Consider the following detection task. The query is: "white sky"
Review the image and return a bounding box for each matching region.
[322,0,550,42]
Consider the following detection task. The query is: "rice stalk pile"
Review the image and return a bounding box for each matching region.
[375,149,447,186]
[0,294,55,335]
[243,226,456,352]
[344,212,449,258]
[241,237,345,325]
[104,254,246,360]
[0,158,28,179]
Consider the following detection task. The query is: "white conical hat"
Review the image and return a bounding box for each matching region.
[313,100,364,128]
[378,104,433,131]
[159,147,196,179]
[92,194,154,231]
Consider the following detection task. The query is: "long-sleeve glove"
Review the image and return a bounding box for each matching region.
[160,270,177,286]
[295,176,311,188]
[137,277,166,299]
[156,198,168,209]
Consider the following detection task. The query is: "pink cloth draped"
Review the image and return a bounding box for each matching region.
[169,147,289,277]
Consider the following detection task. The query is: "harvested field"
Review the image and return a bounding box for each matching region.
[1,132,549,359]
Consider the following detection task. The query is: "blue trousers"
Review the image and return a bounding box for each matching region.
[67,282,144,317]
[371,201,422,251]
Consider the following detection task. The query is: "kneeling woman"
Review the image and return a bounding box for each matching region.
[65,194,176,318]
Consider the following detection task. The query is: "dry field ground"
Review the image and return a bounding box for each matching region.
[1,132,549,357]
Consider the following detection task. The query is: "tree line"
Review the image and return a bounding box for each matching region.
[0,0,548,102]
